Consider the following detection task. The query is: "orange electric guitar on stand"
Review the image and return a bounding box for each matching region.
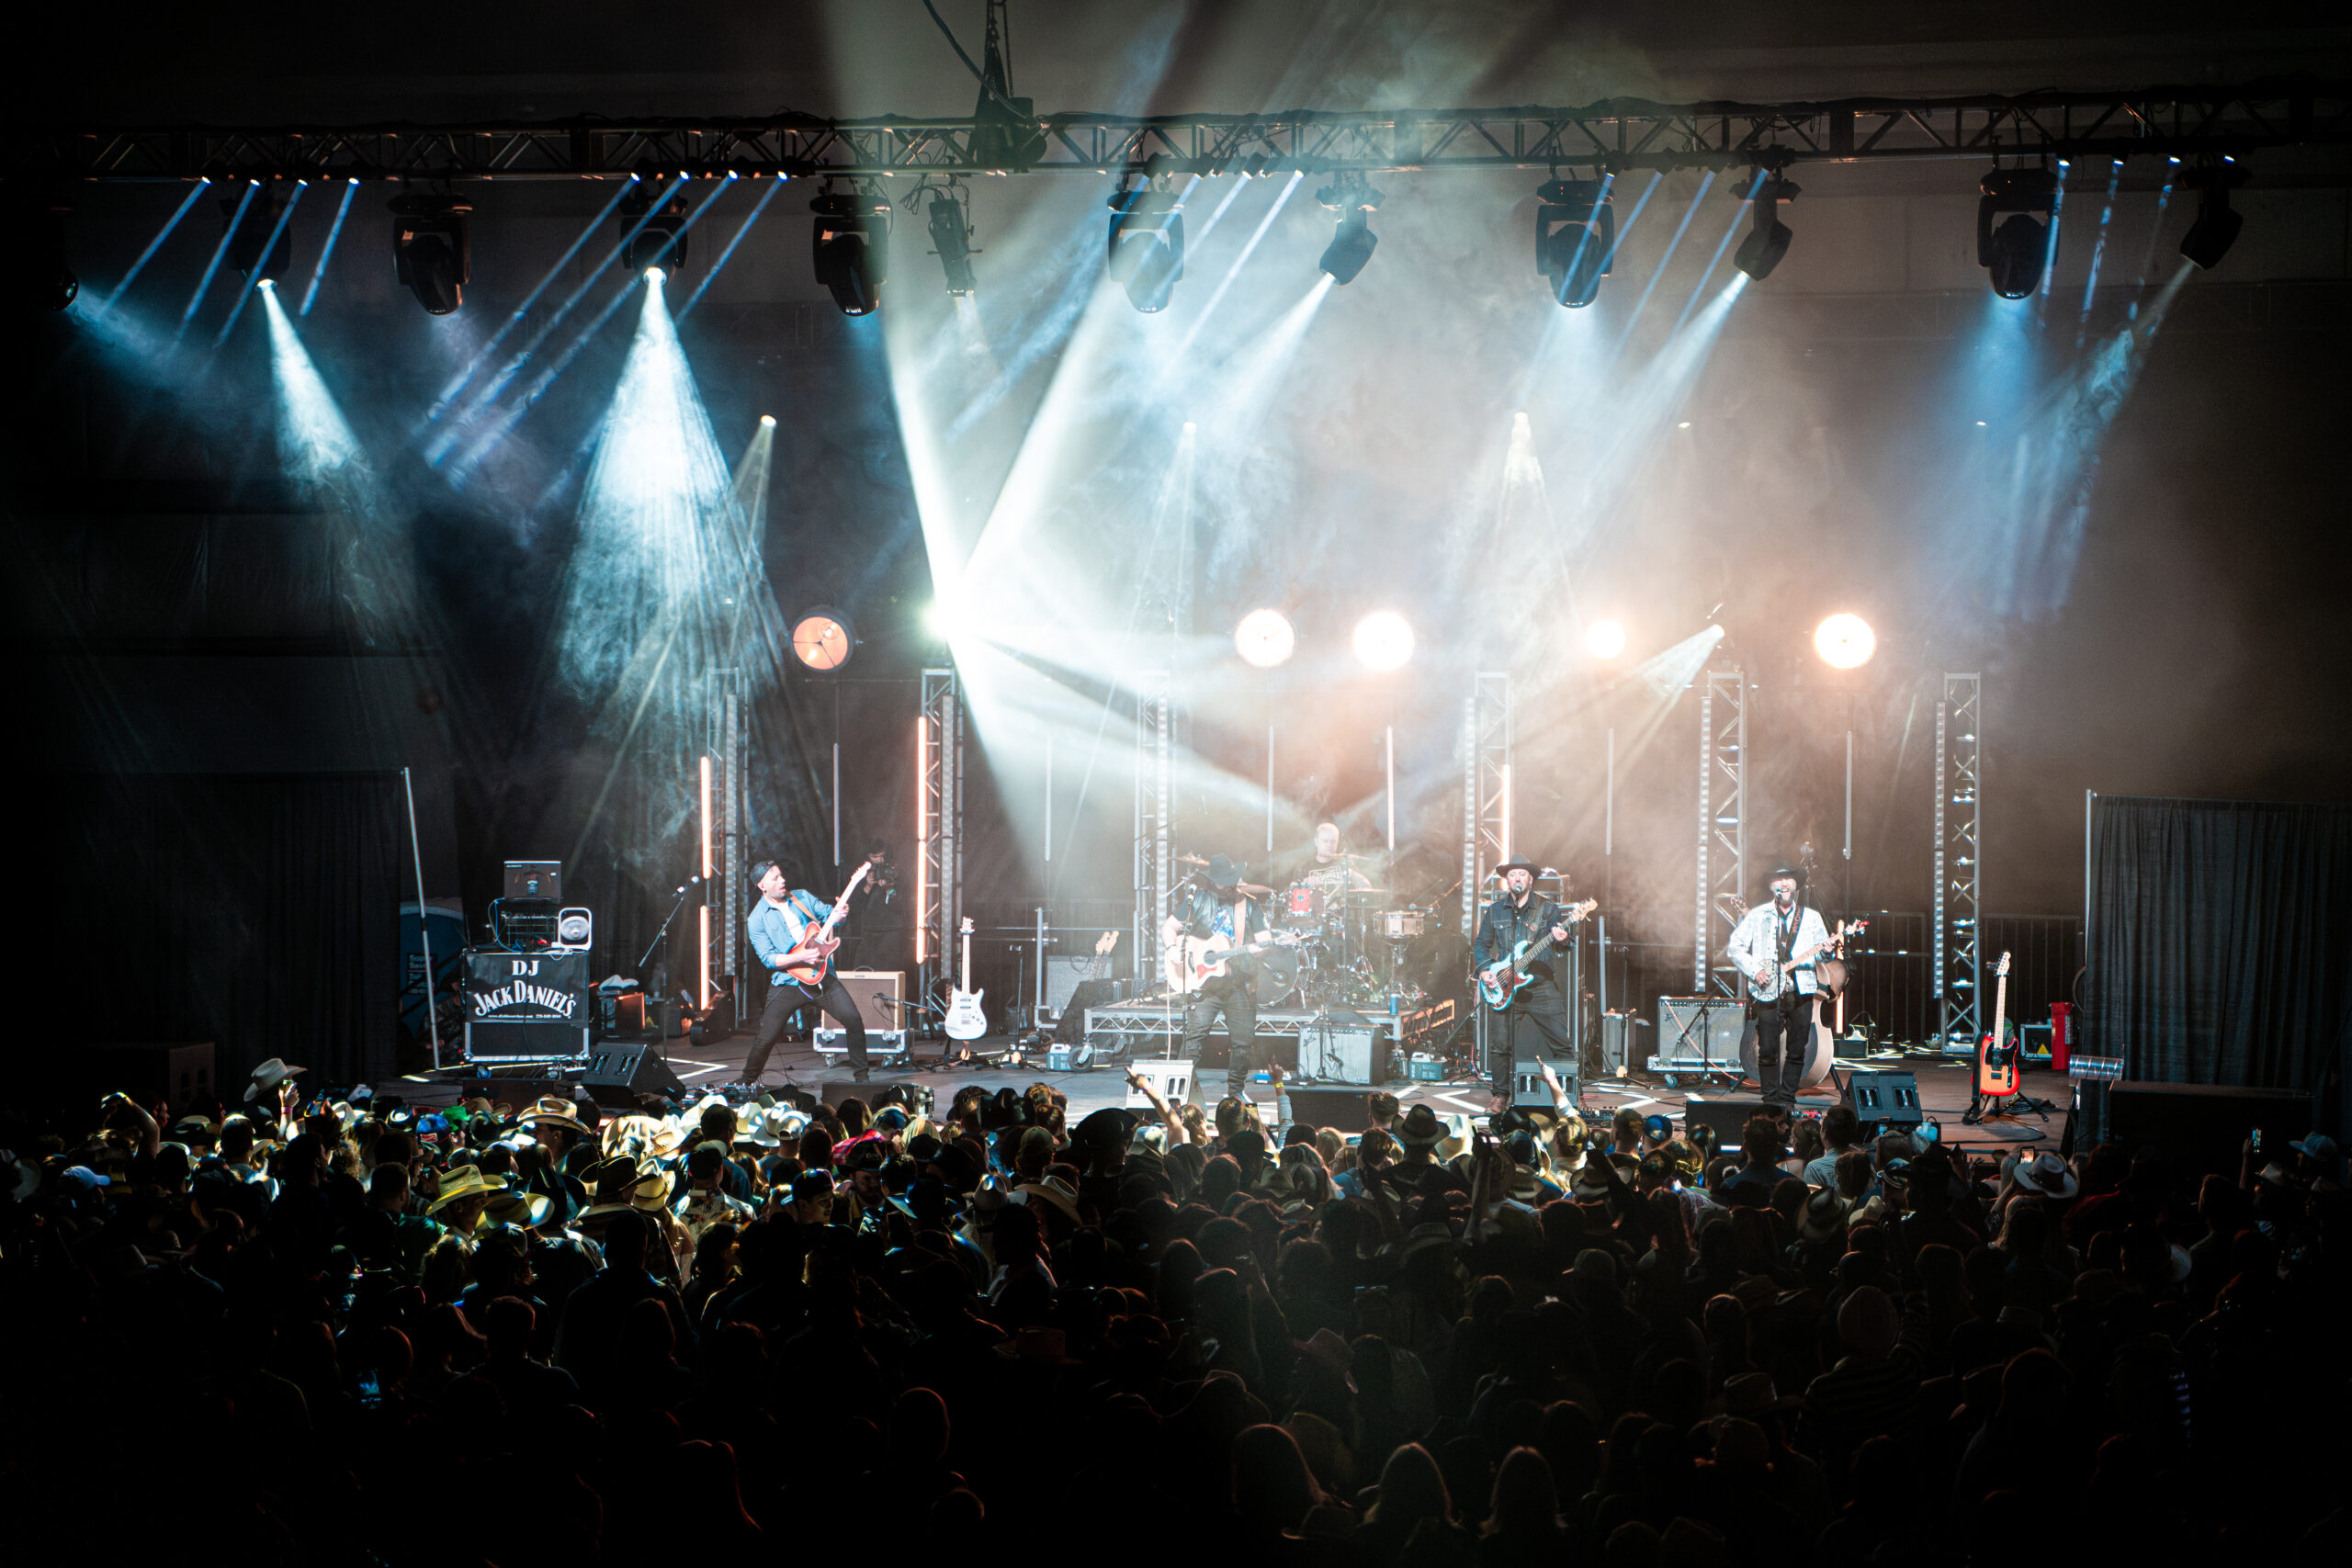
[1964,951,2054,1122]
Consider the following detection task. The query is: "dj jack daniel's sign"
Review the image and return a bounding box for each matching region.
[463,952,589,1022]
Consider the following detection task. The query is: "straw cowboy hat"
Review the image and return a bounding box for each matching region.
[1015,1175,1082,1225]
[516,1097,590,1137]
[243,1058,306,1103]
[483,1189,553,1230]
[427,1166,507,1213]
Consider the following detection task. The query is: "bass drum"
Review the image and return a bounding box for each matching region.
[1738,1013,1837,1093]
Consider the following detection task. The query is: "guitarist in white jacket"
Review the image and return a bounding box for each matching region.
[1724,861,1831,1109]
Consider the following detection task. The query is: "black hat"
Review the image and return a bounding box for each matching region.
[1206,854,1246,888]
[1494,855,1544,877]
[1763,861,1807,887]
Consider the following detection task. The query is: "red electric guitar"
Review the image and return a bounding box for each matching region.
[1973,950,2018,1100]
[774,861,872,987]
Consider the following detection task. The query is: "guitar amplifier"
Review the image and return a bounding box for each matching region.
[1045,953,1124,1017]
[1651,997,1745,1073]
[820,970,905,1033]
[1297,1014,1384,1086]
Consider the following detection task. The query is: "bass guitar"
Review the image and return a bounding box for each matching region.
[774,861,872,987]
[1476,898,1599,1010]
[944,917,987,1041]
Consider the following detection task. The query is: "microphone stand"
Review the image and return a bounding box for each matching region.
[637,876,703,1064]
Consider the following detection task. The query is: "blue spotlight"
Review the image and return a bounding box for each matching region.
[299,180,358,315]
[1106,183,1184,312]
[1734,175,1798,281]
[1537,177,1614,307]
[101,183,205,311]
[677,178,785,322]
[1978,167,2058,299]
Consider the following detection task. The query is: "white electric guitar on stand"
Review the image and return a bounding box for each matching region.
[944,917,987,1041]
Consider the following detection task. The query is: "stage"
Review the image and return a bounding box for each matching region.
[390,1028,2068,1158]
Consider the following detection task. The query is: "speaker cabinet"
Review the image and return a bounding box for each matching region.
[1284,1086,1374,1132]
[1297,1013,1385,1085]
[1845,1068,1924,1127]
[577,1043,688,1105]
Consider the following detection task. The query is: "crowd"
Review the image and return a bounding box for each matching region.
[0,1054,2342,1567]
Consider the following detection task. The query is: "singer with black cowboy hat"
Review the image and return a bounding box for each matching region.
[1724,859,1832,1108]
[1472,855,1581,1111]
[1162,853,1279,1104]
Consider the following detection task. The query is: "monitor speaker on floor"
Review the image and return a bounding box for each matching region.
[578,1043,689,1105]
[1284,1086,1374,1132]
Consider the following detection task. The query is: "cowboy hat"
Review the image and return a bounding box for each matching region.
[1015,1175,1082,1225]
[628,1168,678,1213]
[243,1058,306,1102]
[1204,854,1248,887]
[581,1154,657,1209]
[2011,1150,2079,1199]
[428,1166,507,1213]
[1394,1105,1448,1149]
[483,1189,552,1230]
[1760,861,1807,887]
[1799,1186,1850,1244]
[1492,854,1544,877]
[516,1097,589,1136]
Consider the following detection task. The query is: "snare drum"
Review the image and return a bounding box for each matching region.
[1381,908,1426,939]
[1282,885,1326,927]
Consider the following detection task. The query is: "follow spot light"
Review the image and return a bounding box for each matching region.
[1314,177,1383,285]
[1106,184,1184,312]
[1234,608,1295,669]
[813,186,890,315]
[2179,168,2245,271]
[790,605,856,671]
[1586,619,1628,660]
[1977,167,2058,300]
[1734,175,1799,282]
[925,187,978,296]
[1352,611,1415,671]
[1814,613,1877,669]
[390,194,472,315]
[619,186,690,279]
[1535,178,1614,308]
[223,186,294,283]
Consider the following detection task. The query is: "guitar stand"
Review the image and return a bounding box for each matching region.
[1962,1089,2055,1126]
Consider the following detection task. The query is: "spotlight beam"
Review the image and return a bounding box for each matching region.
[424,181,635,426]
[101,184,205,313]
[300,181,357,316]
[213,183,306,347]
[1174,170,1303,359]
[175,182,254,342]
[676,178,786,322]
[1611,170,1713,359]
[1667,170,1758,338]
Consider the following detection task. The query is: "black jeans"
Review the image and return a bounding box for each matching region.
[1487,979,1573,1100]
[742,969,866,1083]
[1751,991,1815,1105]
[1181,970,1262,1096]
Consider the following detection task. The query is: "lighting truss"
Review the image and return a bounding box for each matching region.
[920,668,962,1010]
[22,84,2350,183]
[1699,669,1747,998]
[1133,671,1172,986]
[1462,671,1512,940]
[1936,673,1984,1053]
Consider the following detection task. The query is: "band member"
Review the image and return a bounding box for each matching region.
[839,838,896,969]
[741,860,868,1086]
[1724,860,1831,1108]
[1163,854,1277,1100]
[1473,855,1579,1108]
[1296,821,1374,893]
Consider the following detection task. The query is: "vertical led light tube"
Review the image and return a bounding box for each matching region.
[698,905,711,1011]
[698,755,713,1010]
[1499,762,1513,865]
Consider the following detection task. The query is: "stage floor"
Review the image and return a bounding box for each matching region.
[394,1031,2068,1158]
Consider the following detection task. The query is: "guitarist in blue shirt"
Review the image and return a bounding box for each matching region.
[1472,855,1580,1111]
[741,859,870,1087]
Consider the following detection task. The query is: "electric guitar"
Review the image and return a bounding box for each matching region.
[1476,898,1600,1009]
[1974,950,2018,1099]
[944,917,987,1041]
[773,861,872,987]
[1084,929,1119,978]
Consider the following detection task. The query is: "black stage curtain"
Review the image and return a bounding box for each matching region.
[40,773,404,1093]
[2087,795,2352,1117]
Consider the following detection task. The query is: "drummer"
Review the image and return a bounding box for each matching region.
[1297,821,1374,894]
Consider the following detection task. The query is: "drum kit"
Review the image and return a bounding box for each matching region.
[1175,852,1440,1010]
